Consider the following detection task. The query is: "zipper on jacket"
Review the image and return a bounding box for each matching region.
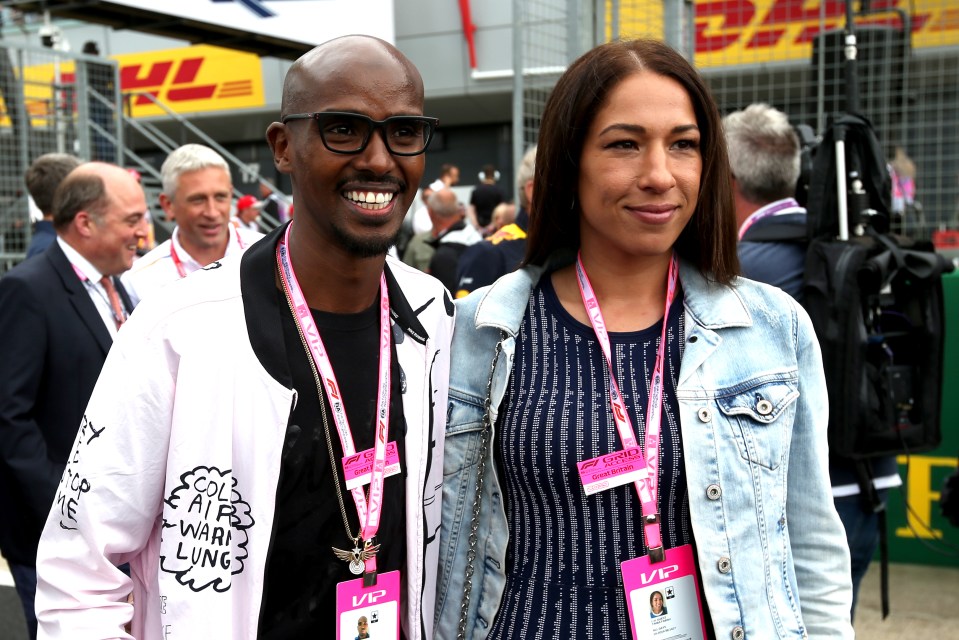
[254,393,297,634]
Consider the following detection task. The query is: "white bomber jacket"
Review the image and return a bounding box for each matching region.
[35,224,454,640]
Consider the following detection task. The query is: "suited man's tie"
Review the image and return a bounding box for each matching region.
[100,276,126,329]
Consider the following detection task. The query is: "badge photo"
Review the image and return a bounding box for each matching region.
[336,570,401,640]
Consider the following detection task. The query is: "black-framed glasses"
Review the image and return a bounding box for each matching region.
[280,111,439,156]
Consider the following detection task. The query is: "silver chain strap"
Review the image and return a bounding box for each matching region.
[456,335,505,640]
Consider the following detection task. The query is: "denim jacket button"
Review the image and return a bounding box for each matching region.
[756,398,773,416]
[717,557,731,573]
[706,484,722,500]
[731,626,745,640]
[697,407,712,422]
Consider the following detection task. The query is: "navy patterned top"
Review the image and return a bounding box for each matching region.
[488,274,689,639]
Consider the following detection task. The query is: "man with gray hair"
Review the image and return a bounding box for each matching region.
[24,153,83,258]
[725,102,899,619]
[724,102,807,295]
[425,187,481,291]
[121,143,263,306]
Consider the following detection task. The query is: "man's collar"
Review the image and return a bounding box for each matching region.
[57,236,104,283]
[431,218,467,241]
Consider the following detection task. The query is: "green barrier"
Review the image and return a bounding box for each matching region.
[887,269,959,565]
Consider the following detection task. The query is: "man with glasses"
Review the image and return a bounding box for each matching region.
[35,35,453,640]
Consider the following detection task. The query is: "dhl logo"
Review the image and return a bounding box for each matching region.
[115,44,264,115]
[615,0,958,66]
[1,44,264,126]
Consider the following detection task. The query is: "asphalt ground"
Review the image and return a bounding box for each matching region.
[1,558,956,638]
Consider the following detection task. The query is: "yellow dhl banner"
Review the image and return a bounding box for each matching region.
[613,0,959,67]
[114,44,265,116]
[4,44,264,126]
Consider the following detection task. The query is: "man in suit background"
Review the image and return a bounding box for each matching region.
[24,153,83,259]
[0,162,148,639]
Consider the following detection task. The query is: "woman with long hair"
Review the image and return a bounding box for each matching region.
[436,38,852,639]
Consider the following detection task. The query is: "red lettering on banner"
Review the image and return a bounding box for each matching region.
[696,0,933,54]
[172,58,203,84]
[218,81,253,98]
[746,28,786,48]
[168,85,217,101]
[121,62,173,89]
[116,57,228,106]
[695,0,756,52]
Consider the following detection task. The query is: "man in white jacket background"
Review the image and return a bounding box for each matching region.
[35,35,453,640]
[121,143,264,307]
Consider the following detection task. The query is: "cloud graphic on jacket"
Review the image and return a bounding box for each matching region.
[160,466,255,592]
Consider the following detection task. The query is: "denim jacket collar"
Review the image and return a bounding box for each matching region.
[470,254,753,335]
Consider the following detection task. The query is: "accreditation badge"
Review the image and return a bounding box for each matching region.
[576,445,648,495]
[335,570,401,640]
[621,544,707,640]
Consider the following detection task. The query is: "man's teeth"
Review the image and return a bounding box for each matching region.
[347,191,394,210]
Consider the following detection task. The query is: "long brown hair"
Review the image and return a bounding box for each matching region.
[524,38,739,283]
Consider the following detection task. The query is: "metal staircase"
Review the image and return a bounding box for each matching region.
[0,42,289,274]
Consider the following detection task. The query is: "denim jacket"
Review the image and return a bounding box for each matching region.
[435,259,853,640]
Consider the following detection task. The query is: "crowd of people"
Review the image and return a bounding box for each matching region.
[0,31,895,640]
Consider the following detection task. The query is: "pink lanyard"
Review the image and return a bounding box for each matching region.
[170,225,245,278]
[276,224,392,572]
[575,252,679,560]
[737,197,800,240]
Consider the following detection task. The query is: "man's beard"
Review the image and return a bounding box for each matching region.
[329,217,402,258]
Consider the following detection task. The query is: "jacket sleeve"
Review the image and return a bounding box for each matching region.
[35,310,175,639]
[786,302,855,638]
[0,275,64,524]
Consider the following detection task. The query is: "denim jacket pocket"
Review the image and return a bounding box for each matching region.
[716,373,799,470]
[443,388,488,476]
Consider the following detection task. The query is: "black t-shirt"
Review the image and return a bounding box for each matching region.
[469,183,505,227]
[259,291,407,637]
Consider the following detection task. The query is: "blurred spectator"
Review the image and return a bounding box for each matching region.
[425,188,481,291]
[455,145,536,298]
[0,163,147,640]
[121,144,263,307]
[889,146,921,235]
[889,146,916,215]
[427,162,460,194]
[488,202,516,233]
[233,194,264,231]
[468,163,505,232]
[401,227,435,273]
[23,153,82,259]
[260,182,290,222]
[410,163,461,238]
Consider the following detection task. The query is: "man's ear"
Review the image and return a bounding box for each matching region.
[72,210,96,238]
[266,122,293,175]
[158,193,175,221]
